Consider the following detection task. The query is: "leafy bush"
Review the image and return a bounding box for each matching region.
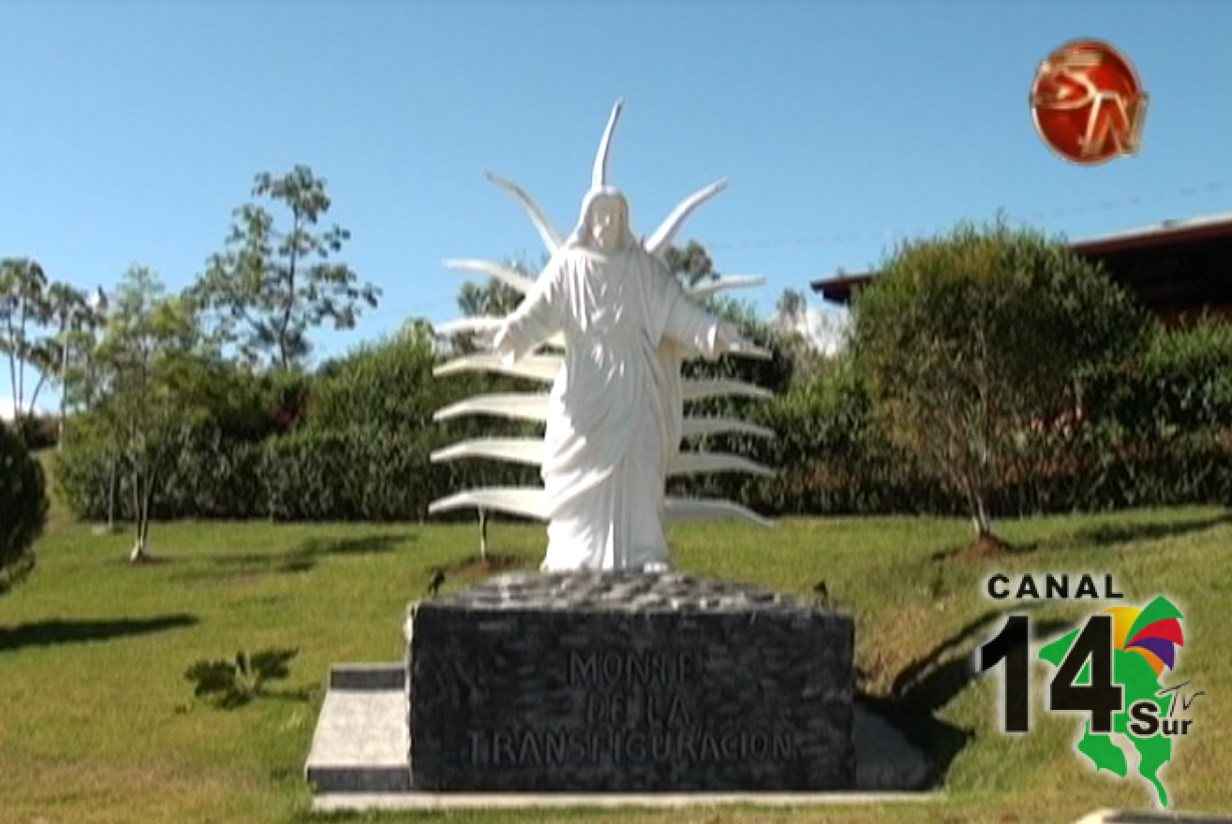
[736,315,1232,518]
[851,219,1148,536]
[55,359,306,522]
[310,332,439,433]
[260,427,424,520]
[1094,319,1232,439]
[17,415,59,451]
[744,362,937,515]
[58,419,268,522]
[56,328,543,522]
[1070,318,1232,509]
[0,421,47,593]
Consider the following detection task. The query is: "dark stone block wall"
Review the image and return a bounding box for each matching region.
[406,572,854,791]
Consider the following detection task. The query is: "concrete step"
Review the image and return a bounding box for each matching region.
[313,790,940,812]
[307,764,411,794]
[1074,810,1232,824]
[305,687,410,793]
[328,662,405,691]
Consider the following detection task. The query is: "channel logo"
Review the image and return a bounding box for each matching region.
[980,596,1200,807]
[1030,39,1148,164]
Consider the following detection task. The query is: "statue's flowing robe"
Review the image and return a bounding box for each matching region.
[494,243,727,570]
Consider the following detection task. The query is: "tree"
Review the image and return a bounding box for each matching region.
[664,240,716,288]
[0,261,103,447]
[0,258,51,432]
[456,279,523,319]
[42,282,95,448]
[58,288,110,422]
[449,257,536,354]
[775,288,806,328]
[191,165,380,370]
[852,220,1147,543]
[93,266,214,561]
[0,419,47,594]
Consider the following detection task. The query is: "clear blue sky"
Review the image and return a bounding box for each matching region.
[3,1,1231,408]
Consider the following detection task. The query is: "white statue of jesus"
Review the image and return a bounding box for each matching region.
[492,186,744,571]
[430,100,773,572]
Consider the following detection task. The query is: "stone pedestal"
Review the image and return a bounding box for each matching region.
[405,572,854,791]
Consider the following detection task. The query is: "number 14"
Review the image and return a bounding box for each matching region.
[979,614,1123,733]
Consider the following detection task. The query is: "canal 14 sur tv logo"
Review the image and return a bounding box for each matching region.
[977,573,1201,808]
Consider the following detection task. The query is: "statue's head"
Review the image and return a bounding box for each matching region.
[577,188,632,253]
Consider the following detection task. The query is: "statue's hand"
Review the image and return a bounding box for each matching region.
[434,316,503,350]
[717,323,772,361]
[467,319,502,350]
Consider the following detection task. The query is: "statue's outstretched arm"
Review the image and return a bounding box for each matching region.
[492,267,563,364]
[657,273,771,361]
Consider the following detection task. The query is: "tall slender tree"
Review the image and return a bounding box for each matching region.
[94,266,212,562]
[41,281,92,448]
[0,258,50,431]
[191,165,380,370]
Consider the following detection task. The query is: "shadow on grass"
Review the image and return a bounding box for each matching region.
[928,512,1230,560]
[1034,512,1231,552]
[300,533,414,556]
[0,613,199,653]
[861,608,1070,788]
[174,532,416,582]
[262,686,318,703]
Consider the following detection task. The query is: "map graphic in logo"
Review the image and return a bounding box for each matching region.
[1039,597,1189,807]
[1030,39,1148,164]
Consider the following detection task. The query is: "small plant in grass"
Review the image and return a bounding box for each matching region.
[185,648,298,709]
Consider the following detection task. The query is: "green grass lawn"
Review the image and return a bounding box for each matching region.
[2,457,1230,822]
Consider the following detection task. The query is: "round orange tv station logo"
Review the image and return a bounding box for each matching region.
[1030,39,1148,165]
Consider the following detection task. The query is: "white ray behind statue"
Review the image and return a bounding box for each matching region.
[430,100,775,571]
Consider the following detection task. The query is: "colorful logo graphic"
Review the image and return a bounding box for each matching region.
[1040,598,1193,807]
[1030,39,1148,164]
[981,596,1200,808]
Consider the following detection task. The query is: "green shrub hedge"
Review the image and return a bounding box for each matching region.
[726,320,1232,517]
[53,318,1232,524]
[1,421,47,593]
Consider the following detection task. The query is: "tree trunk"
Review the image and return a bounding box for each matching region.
[129,535,147,564]
[106,452,117,532]
[4,319,18,431]
[278,212,300,370]
[57,332,70,451]
[129,466,146,563]
[479,507,488,562]
[961,478,996,539]
[28,372,46,427]
[136,469,155,562]
[972,492,994,539]
[15,300,26,429]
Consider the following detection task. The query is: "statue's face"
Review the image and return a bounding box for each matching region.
[589,197,627,252]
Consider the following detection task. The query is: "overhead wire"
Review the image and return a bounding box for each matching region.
[704,178,1232,251]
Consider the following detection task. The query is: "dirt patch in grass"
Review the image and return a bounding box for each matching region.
[932,534,1021,561]
[445,553,525,577]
